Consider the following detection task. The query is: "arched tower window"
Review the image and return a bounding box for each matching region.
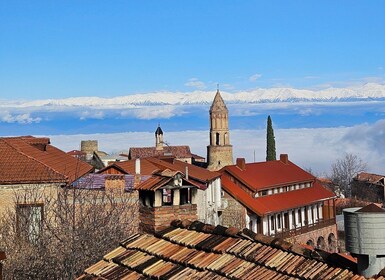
[216,132,220,145]
[224,132,228,145]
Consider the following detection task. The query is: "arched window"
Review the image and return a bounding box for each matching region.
[306,239,314,247]
[216,132,220,145]
[224,132,228,145]
[328,233,337,252]
[317,236,326,250]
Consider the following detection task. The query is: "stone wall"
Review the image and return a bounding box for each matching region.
[207,145,233,171]
[139,204,197,233]
[0,184,59,216]
[221,191,246,229]
[287,224,338,252]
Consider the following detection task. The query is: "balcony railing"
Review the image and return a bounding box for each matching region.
[271,218,336,239]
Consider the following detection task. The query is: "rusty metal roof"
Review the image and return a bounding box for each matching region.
[78,220,377,280]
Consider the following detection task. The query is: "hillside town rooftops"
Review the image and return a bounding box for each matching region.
[0,136,93,185]
[78,219,377,280]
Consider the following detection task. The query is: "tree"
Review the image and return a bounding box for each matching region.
[0,184,138,279]
[266,115,277,161]
[330,153,367,197]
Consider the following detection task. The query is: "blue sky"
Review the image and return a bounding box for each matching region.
[1,1,385,100]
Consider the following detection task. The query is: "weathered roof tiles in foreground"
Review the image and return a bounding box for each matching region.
[78,220,383,280]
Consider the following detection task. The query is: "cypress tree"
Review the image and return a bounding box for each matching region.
[266,115,276,161]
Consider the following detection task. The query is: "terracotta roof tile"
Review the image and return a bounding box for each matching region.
[356,172,385,184]
[79,220,366,280]
[0,136,93,185]
[98,157,219,190]
[129,146,192,160]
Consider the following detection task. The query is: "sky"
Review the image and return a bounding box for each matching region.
[1,1,385,175]
[1,1,385,100]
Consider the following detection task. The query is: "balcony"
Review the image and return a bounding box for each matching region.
[272,218,336,239]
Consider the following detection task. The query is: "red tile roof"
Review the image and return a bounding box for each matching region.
[0,136,93,185]
[98,158,160,176]
[146,157,220,182]
[222,159,315,192]
[136,169,204,191]
[129,146,192,160]
[222,175,335,215]
[98,157,220,189]
[355,172,385,184]
[78,220,369,280]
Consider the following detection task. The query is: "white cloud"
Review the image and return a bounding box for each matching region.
[249,73,262,82]
[79,111,105,120]
[133,106,183,120]
[0,112,41,124]
[185,78,206,90]
[46,121,385,177]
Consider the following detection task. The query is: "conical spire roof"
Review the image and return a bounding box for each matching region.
[155,124,163,135]
[210,90,228,112]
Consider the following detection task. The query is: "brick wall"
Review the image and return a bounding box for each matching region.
[139,204,197,233]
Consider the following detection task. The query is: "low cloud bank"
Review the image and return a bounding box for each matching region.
[46,120,385,176]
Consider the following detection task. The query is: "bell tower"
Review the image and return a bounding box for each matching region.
[207,90,233,171]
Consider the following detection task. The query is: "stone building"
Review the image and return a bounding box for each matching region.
[0,136,93,241]
[220,155,338,252]
[207,90,233,171]
[129,125,193,164]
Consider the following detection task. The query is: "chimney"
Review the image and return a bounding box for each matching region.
[134,158,141,188]
[280,154,288,164]
[135,158,141,175]
[185,166,189,180]
[236,158,246,170]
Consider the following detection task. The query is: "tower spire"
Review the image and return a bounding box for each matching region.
[207,89,233,171]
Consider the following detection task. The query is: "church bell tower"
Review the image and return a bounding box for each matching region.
[207,90,233,171]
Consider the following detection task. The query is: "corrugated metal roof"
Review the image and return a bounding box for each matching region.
[78,220,373,280]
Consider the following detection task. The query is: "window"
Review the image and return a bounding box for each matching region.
[270,216,275,231]
[261,190,268,196]
[297,209,302,224]
[16,203,43,243]
[180,188,191,205]
[216,133,220,145]
[277,214,281,229]
[162,189,173,205]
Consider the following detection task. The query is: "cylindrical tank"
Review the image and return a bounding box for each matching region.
[344,205,385,277]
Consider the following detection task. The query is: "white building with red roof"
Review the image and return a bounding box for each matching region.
[220,154,337,251]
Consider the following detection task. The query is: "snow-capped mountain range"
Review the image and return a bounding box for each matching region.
[3,83,385,108]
